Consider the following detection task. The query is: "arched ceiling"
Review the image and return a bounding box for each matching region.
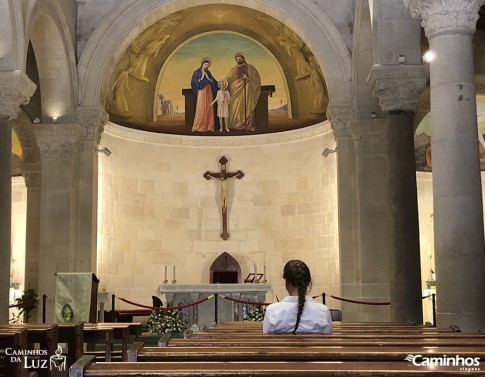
[106,4,328,135]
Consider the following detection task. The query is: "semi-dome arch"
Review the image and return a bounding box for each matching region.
[78,0,352,110]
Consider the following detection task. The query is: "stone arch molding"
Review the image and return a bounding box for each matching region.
[23,0,78,123]
[78,0,352,110]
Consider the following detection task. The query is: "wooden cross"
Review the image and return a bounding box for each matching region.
[204,156,244,240]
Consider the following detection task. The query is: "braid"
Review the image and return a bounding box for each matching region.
[293,262,307,334]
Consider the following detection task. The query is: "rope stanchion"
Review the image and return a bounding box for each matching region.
[116,295,213,311]
[323,293,390,306]
[220,295,272,306]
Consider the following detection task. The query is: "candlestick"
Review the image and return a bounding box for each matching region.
[254,264,257,283]
[173,266,176,282]
[263,265,267,283]
[164,266,168,284]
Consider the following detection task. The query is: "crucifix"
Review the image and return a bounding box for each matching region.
[204,156,244,240]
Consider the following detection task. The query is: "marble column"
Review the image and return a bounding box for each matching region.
[0,117,12,323]
[21,164,41,307]
[405,0,485,331]
[76,107,108,272]
[34,123,81,322]
[368,64,427,323]
[0,71,36,322]
[328,103,391,321]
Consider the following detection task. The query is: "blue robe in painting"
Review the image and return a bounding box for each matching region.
[191,66,220,130]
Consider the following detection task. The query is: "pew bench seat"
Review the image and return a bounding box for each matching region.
[70,355,484,377]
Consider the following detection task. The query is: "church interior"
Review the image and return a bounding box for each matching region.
[2,0,485,375]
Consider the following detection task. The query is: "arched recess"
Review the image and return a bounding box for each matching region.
[23,0,78,123]
[210,252,241,284]
[78,0,351,110]
[351,0,380,119]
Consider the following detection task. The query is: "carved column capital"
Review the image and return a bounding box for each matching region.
[76,106,109,144]
[33,124,82,160]
[368,64,428,113]
[352,119,388,155]
[0,71,37,120]
[20,162,41,188]
[404,0,483,38]
[327,102,354,137]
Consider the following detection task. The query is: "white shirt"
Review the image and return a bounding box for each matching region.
[263,295,332,334]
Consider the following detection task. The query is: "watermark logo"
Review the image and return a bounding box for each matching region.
[50,345,67,371]
[5,345,66,371]
[405,354,481,372]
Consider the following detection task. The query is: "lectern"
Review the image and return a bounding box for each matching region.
[54,273,99,323]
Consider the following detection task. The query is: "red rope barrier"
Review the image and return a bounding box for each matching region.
[117,295,213,311]
[220,295,272,306]
[9,298,38,309]
[325,293,390,306]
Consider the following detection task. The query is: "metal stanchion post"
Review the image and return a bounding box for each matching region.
[322,293,326,305]
[214,293,219,323]
[432,293,436,327]
[42,294,47,323]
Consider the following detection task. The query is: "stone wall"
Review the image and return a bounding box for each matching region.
[97,122,340,307]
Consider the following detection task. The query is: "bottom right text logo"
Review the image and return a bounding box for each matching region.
[405,355,481,372]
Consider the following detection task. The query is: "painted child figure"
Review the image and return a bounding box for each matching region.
[211,79,231,132]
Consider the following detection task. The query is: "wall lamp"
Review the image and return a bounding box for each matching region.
[96,147,112,157]
[51,116,58,124]
[322,148,337,158]
[398,54,406,64]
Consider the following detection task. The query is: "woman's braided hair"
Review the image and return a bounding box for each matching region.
[283,260,312,334]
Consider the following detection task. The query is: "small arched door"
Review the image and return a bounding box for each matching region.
[210,252,241,284]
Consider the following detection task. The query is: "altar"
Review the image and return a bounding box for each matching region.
[159,284,272,329]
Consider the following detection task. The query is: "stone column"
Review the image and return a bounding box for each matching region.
[21,163,41,304]
[76,106,108,272]
[368,64,427,323]
[0,116,12,323]
[0,71,36,322]
[405,0,485,331]
[34,124,81,322]
[328,103,391,321]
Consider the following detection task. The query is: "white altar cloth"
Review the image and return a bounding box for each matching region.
[159,284,272,328]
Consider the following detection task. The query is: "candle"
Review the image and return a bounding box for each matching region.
[164,266,167,281]
[264,265,266,279]
[173,265,176,281]
[254,263,257,277]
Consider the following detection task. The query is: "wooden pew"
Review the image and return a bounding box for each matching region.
[70,355,484,377]
[159,333,485,348]
[0,324,58,377]
[127,342,485,362]
[0,327,29,377]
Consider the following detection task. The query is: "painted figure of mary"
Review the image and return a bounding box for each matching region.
[191,58,219,132]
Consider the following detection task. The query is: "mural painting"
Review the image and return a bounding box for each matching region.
[107,5,328,135]
[12,131,23,176]
[414,95,485,171]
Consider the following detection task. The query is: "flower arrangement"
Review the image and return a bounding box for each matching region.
[10,288,38,323]
[146,309,187,334]
[243,305,265,322]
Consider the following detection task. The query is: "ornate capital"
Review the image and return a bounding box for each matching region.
[353,134,387,155]
[20,162,41,188]
[0,71,37,120]
[327,102,354,137]
[33,124,82,160]
[76,106,109,144]
[404,0,483,38]
[368,65,428,112]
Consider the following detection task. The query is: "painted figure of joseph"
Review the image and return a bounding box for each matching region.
[224,53,261,131]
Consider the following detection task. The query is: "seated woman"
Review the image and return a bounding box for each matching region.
[263,260,332,334]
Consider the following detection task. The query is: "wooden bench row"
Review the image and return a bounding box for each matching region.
[71,355,485,377]
[0,322,142,377]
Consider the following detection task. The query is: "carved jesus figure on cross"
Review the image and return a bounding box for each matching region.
[204,156,244,240]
